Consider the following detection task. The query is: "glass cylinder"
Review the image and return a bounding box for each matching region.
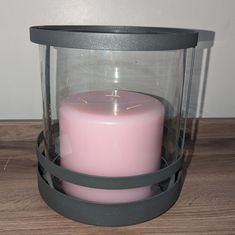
[31,26,198,225]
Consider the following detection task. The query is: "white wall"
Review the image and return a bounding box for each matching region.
[0,0,234,119]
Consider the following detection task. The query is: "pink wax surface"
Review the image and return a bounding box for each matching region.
[59,90,164,203]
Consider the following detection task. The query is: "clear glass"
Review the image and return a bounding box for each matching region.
[39,45,194,203]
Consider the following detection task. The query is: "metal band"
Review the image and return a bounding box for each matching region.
[37,167,181,226]
[30,25,198,50]
[36,131,183,189]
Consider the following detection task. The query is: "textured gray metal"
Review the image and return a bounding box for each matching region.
[36,131,183,189]
[36,131,183,226]
[30,25,198,51]
[37,168,181,226]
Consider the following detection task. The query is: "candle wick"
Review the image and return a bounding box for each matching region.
[80,98,88,104]
[126,104,142,110]
[105,94,121,98]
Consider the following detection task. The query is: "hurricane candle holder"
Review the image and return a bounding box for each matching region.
[30,25,198,226]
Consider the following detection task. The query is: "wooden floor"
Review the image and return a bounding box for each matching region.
[0,119,235,235]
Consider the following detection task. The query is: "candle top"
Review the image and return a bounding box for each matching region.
[60,90,164,123]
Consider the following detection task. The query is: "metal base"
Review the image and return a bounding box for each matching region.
[37,169,181,226]
[36,132,183,226]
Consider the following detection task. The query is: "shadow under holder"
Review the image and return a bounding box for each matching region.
[30,25,198,226]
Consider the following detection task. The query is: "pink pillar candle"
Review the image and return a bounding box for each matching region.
[59,90,164,203]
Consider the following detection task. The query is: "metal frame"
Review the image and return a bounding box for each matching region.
[30,25,198,226]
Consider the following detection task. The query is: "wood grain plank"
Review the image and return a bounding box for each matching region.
[0,118,235,142]
[187,118,235,139]
[0,120,42,142]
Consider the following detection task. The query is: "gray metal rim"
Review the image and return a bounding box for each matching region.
[30,25,198,51]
